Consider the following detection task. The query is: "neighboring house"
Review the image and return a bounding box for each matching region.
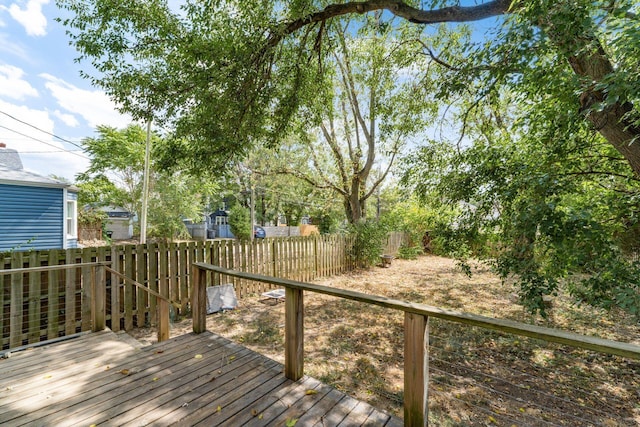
[100,206,134,240]
[209,209,234,238]
[0,143,78,251]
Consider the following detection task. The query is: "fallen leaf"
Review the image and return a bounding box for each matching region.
[488,415,497,424]
[195,354,203,359]
[155,350,164,354]
[43,375,52,379]
[153,377,159,381]
[217,405,222,413]
[286,418,298,426]
[120,369,130,375]
[104,366,110,371]
[305,389,318,395]
[228,355,235,361]
[258,413,263,420]
[519,407,525,413]
[251,409,258,417]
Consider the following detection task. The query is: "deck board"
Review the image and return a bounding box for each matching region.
[0,330,403,426]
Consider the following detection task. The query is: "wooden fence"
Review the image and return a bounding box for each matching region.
[1,233,383,350]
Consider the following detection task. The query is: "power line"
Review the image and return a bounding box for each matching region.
[0,124,89,160]
[0,110,85,150]
[14,150,86,154]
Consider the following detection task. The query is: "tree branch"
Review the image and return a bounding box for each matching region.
[268,0,512,48]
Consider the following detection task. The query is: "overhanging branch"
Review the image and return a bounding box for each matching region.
[267,0,512,48]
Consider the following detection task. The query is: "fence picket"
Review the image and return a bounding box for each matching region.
[0,259,5,348]
[47,250,59,340]
[28,251,41,344]
[124,245,134,331]
[9,252,23,348]
[110,246,121,332]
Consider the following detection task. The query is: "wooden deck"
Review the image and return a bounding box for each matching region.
[0,330,402,426]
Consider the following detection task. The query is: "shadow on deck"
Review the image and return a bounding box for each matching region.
[0,330,402,426]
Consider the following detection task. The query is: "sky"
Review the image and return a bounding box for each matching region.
[0,0,131,182]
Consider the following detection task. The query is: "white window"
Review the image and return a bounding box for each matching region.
[66,200,78,239]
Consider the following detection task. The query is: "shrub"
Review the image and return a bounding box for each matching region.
[229,205,251,240]
[348,220,389,268]
[397,244,423,260]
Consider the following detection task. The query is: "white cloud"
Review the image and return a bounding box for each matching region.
[0,64,38,100]
[0,100,89,180]
[7,0,49,37]
[53,109,79,127]
[40,73,131,129]
[0,33,31,63]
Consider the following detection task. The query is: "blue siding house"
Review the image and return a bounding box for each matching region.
[0,144,78,252]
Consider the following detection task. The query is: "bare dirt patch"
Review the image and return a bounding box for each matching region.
[128,255,640,426]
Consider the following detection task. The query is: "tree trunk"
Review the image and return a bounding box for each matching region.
[543,10,640,175]
[345,191,365,224]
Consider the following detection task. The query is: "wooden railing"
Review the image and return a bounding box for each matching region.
[103,266,179,343]
[0,262,178,350]
[0,262,105,350]
[191,262,640,427]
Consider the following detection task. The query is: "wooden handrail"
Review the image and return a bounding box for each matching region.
[193,262,640,427]
[193,262,640,360]
[104,267,180,308]
[105,266,175,343]
[0,262,110,274]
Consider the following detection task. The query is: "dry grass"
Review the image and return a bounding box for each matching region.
[129,255,640,426]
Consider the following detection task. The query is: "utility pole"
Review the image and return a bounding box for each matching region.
[140,120,151,244]
[250,183,256,241]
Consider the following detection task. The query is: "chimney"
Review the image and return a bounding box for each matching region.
[0,143,24,170]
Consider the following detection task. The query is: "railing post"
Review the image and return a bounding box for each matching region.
[285,287,304,380]
[91,265,106,332]
[404,312,428,427]
[158,298,170,342]
[159,251,170,342]
[192,264,207,333]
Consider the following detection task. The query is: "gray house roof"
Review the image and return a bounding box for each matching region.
[0,165,73,189]
[0,144,77,190]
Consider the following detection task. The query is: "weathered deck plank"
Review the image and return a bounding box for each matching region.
[0,330,403,426]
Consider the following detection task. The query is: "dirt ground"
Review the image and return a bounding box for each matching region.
[128,255,640,426]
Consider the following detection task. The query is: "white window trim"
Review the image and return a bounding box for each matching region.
[66,199,78,240]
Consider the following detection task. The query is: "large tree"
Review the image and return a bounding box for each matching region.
[402,81,640,316]
[57,0,640,175]
[280,21,435,223]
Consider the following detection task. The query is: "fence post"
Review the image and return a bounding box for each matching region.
[92,265,106,332]
[192,264,207,333]
[404,312,429,427]
[285,287,304,380]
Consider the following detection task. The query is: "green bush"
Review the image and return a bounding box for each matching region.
[229,205,251,240]
[78,208,107,226]
[397,244,423,260]
[348,220,389,268]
